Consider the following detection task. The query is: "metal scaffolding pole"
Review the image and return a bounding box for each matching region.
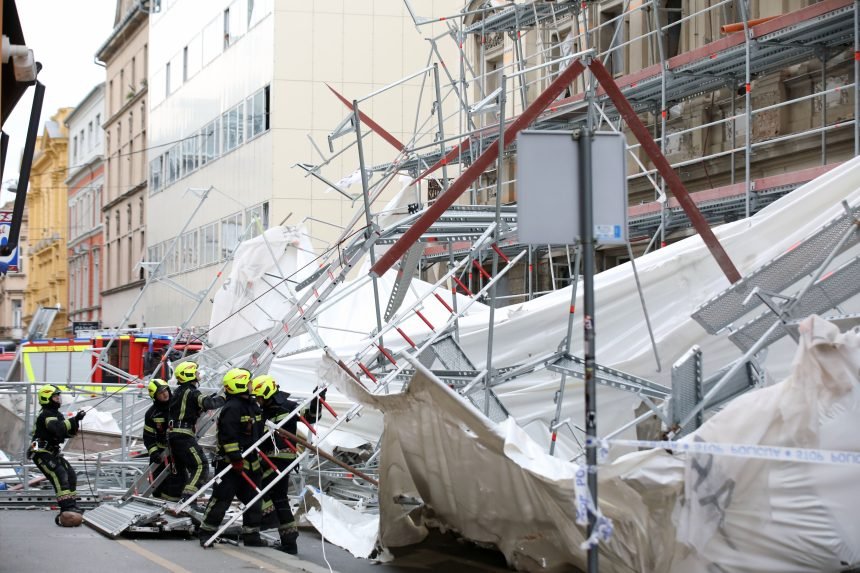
[352,100,386,363]
[740,0,753,218]
[484,74,507,417]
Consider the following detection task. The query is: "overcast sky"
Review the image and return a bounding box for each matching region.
[2,0,116,205]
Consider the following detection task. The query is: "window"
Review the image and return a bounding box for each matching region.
[183,46,189,82]
[115,210,120,235]
[599,6,626,77]
[93,250,100,297]
[12,300,22,329]
[181,229,198,270]
[223,8,231,49]
[245,202,269,238]
[82,257,90,310]
[127,236,134,282]
[72,136,78,164]
[182,135,198,175]
[167,145,179,183]
[201,222,218,265]
[131,56,137,92]
[165,62,171,97]
[105,215,110,240]
[88,122,94,149]
[139,197,144,225]
[150,155,163,193]
[221,212,242,259]
[127,204,133,228]
[202,118,220,163]
[247,85,270,138]
[81,129,86,153]
[70,265,76,312]
[663,0,683,58]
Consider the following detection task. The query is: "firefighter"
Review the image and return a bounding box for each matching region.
[167,361,225,507]
[198,368,267,547]
[143,379,183,501]
[29,384,85,525]
[251,374,325,554]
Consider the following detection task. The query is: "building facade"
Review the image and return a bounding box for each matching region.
[459,0,856,285]
[65,83,106,333]
[0,202,27,341]
[96,0,149,329]
[23,108,71,338]
[144,0,460,326]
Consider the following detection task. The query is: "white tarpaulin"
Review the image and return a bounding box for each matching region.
[207,155,860,568]
[324,314,860,572]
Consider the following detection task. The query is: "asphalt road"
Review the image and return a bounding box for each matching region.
[0,508,519,573]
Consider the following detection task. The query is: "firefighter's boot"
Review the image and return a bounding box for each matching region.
[278,528,299,554]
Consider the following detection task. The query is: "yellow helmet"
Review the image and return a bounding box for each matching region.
[251,375,278,400]
[38,384,61,406]
[147,378,170,400]
[223,368,252,395]
[174,361,198,383]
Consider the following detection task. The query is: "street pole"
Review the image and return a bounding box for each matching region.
[579,80,598,573]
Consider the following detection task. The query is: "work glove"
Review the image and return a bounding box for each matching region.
[75,410,86,421]
[230,459,244,473]
[313,386,327,401]
[149,453,162,465]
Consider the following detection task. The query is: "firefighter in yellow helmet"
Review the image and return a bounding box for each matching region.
[167,361,225,508]
[143,379,183,501]
[251,374,325,554]
[198,368,267,548]
[29,384,86,525]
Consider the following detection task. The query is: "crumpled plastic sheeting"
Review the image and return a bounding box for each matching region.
[323,314,860,572]
[665,315,860,572]
[208,226,317,348]
[321,355,675,573]
[299,487,379,559]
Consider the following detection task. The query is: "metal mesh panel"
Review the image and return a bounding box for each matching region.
[671,346,703,437]
[729,256,860,351]
[702,361,757,409]
[84,497,165,538]
[384,242,424,322]
[693,206,860,334]
[432,336,476,371]
[463,385,509,424]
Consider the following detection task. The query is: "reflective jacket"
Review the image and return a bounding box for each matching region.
[31,404,79,453]
[216,394,262,463]
[168,383,225,436]
[143,400,170,457]
[259,391,320,459]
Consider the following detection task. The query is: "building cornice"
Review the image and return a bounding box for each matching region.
[65,155,105,186]
[104,86,147,128]
[101,279,145,297]
[95,6,148,64]
[103,180,147,211]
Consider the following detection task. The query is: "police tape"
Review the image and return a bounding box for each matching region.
[588,437,860,467]
[573,464,613,549]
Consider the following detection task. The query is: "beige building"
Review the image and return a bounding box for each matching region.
[0,201,27,341]
[96,0,149,328]
[23,108,71,338]
[459,0,855,284]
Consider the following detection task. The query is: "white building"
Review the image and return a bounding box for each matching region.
[144,0,459,327]
[64,83,106,331]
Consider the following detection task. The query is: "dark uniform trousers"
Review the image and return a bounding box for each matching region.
[168,432,209,496]
[199,456,263,536]
[32,450,77,511]
[262,455,298,532]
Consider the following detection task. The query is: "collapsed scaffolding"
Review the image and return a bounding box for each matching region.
[0,0,858,570]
